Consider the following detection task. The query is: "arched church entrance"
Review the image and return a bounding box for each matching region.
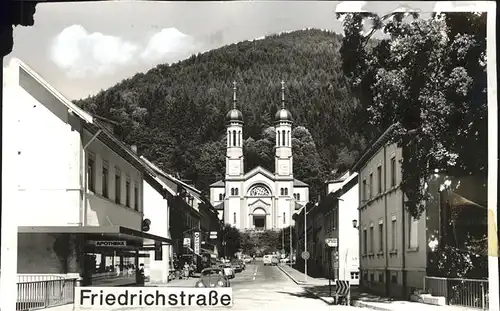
[252,208,266,231]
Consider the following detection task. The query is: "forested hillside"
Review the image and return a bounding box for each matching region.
[75,29,373,198]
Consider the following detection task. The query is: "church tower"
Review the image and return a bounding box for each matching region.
[274,80,293,179]
[225,81,244,228]
[274,81,294,229]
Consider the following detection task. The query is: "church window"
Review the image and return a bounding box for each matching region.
[287,131,290,146]
[233,131,236,147]
[219,193,223,201]
[297,193,300,201]
[233,212,236,224]
[230,188,235,195]
[234,188,239,195]
[283,212,286,224]
[280,188,284,196]
[284,188,288,195]
[249,185,271,196]
[238,131,241,146]
[277,131,280,146]
[282,130,286,146]
[228,132,230,146]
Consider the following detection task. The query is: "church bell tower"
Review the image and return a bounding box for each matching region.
[274,80,293,178]
[226,81,244,178]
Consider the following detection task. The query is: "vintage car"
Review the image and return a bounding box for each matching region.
[195,268,230,288]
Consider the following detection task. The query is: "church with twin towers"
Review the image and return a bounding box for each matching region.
[209,81,310,231]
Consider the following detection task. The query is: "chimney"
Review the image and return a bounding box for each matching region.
[131,145,138,153]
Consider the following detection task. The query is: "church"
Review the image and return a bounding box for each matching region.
[209,81,309,231]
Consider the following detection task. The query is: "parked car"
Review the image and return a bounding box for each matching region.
[231,260,243,273]
[243,257,252,264]
[195,268,230,288]
[271,255,279,265]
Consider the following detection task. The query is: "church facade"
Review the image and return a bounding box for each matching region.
[209,81,309,231]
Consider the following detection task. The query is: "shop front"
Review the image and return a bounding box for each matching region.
[18,225,171,287]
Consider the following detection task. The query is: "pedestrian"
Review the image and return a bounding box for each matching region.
[183,262,190,279]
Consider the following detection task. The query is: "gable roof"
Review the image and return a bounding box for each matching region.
[244,165,275,181]
[13,58,94,124]
[11,58,156,177]
[210,180,225,187]
[351,123,399,172]
[293,179,308,187]
[213,202,224,210]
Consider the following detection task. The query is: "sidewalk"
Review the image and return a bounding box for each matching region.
[278,265,475,311]
[146,273,200,287]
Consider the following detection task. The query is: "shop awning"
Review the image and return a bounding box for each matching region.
[17,225,172,246]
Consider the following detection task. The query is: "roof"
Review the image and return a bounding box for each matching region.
[210,180,225,187]
[213,202,224,210]
[351,123,399,172]
[11,58,157,178]
[13,58,93,124]
[293,179,308,187]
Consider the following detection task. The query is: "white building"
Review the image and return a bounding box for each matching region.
[209,81,309,231]
[1,59,172,309]
[325,172,360,285]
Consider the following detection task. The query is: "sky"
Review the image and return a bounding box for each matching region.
[4,1,477,100]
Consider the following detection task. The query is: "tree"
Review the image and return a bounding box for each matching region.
[257,230,281,254]
[219,224,242,258]
[337,12,487,219]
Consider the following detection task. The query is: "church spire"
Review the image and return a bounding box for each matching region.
[281,80,285,109]
[233,81,237,109]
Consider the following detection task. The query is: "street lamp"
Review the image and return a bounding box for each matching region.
[352,219,358,229]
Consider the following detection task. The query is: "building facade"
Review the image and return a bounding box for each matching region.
[293,171,359,285]
[210,81,309,231]
[2,58,171,292]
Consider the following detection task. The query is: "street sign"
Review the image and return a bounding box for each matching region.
[325,238,338,248]
[183,238,191,247]
[93,241,126,247]
[301,251,310,260]
[193,232,200,255]
[209,231,217,239]
[335,280,350,296]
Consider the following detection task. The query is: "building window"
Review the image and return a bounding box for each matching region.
[233,212,236,224]
[277,131,280,146]
[370,225,374,253]
[233,131,236,147]
[391,218,397,250]
[390,157,396,187]
[370,273,374,282]
[379,222,384,252]
[280,188,284,195]
[282,131,286,146]
[350,272,359,280]
[409,214,418,249]
[235,188,239,195]
[125,179,131,207]
[231,188,234,196]
[102,164,109,198]
[287,131,290,146]
[362,179,367,201]
[369,173,373,199]
[297,193,300,200]
[283,212,286,224]
[379,272,384,283]
[391,273,398,284]
[377,165,382,194]
[87,157,95,192]
[219,193,223,201]
[363,229,367,254]
[284,188,288,195]
[134,185,139,211]
[115,170,121,204]
[238,131,241,146]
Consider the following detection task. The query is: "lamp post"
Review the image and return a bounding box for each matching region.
[304,202,308,283]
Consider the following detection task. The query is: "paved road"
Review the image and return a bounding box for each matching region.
[163,260,360,310]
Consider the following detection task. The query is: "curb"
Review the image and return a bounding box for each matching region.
[352,301,392,311]
[276,265,334,306]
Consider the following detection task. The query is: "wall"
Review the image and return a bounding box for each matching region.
[5,65,83,227]
[142,180,170,283]
[84,133,143,231]
[338,181,360,285]
[293,187,309,205]
[210,186,225,205]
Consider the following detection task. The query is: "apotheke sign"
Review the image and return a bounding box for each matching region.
[93,241,127,247]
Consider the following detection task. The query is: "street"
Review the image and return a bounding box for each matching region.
[163,260,360,310]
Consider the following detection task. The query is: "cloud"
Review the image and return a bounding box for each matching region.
[50,25,194,78]
[50,25,139,78]
[140,28,194,62]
